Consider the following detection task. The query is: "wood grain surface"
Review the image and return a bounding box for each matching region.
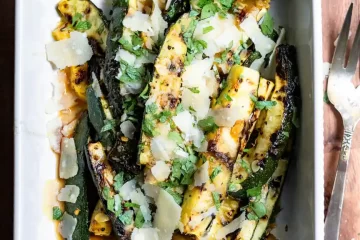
[323,0,360,239]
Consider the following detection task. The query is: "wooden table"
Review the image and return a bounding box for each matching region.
[323,0,360,239]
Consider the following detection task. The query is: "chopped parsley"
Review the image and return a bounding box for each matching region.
[135,209,145,228]
[203,26,214,34]
[219,0,234,9]
[189,106,197,113]
[114,172,124,192]
[102,186,112,200]
[52,206,63,220]
[201,3,219,20]
[246,186,262,198]
[198,116,218,132]
[119,210,133,225]
[250,202,267,219]
[168,131,183,144]
[243,148,250,153]
[210,166,222,182]
[72,13,92,31]
[114,195,122,216]
[212,192,221,210]
[239,159,251,174]
[119,32,148,57]
[124,202,140,208]
[250,94,277,110]
[189,10,200,17]
[101,119,117,133]
[107,198,115,212]
[118,60,146,84]
[170,155,197,186]
[260,12,274,38]
[228,183,237,192]
[215,41,233,63]
[146,103,158,114]
[224,93,233,101]
[176,103,185,114]
[139,84,150,100]
[183,19,208,65]
[188,87,200,93]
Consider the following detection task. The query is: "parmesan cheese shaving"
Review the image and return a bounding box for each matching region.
[59,138,78,179]
[57,185,80,203]
[151,161,171,181]
[215,213,246,240]
[46,31,93,69]
[120,121,136,139]
[58,212,77,239]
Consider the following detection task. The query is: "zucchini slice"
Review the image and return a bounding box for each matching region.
[228,44,298,199]
[86,141,133,239]
[57,0,109,52]
[250,160,288,240]
[89,200,113,236]
[102,0,190,175]
[139,14,192,169]
[180,66,260,238]
[64,112,90,240]
[202,78,274,240]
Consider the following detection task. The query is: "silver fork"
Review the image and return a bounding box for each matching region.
[325,3,360,240]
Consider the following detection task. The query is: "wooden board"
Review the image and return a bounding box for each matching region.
[323,0,360,239]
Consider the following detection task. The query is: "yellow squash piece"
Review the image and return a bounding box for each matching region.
[89,200,113,236]
[180,66,260,238]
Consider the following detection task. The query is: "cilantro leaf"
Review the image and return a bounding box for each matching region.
[246,186,262,198]
[201,3,218,20]
[72,13,82,26]
[176,103,184,114]
[228,183,238,192]
[119,210,133,225]
[210,166,222,182]
[224,94,233,101]
[163,188,183,205]
[189,10,200,17]
[247,212,259,220]
[168,131,183,144]
[239,159,251,174]
[198,116,218,132]
[219,0,234,8]
[74,21,92,31]
[124,202,140,208]
[52,206,63,220]
[102,187,111,200]
[188,87,200,93]
[250,202,267,218]
[114,172,124,192]
[212,192,221,210]
[250,94,277,110]
[107,198,115,212]
[197,0,212,7]
[101,119,117,133]
[243,148,250,153]
[260,12,274,37]
[135,209,145,228]
[146,103,158,114]
[203,26,214,34]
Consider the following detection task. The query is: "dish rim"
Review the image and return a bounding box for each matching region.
[13,0,324,239]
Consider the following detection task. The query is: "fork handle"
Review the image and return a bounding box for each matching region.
[325,125,354,240]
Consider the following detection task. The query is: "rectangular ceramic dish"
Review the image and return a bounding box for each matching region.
[14,0,324,239]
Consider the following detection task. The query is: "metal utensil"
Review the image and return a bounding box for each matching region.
[325,3,360,240]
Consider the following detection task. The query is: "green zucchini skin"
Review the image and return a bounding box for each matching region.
[229,44,299,200]
[163,0,190,23]
[65,112,90,240]
[85,142,132,240]
[269,44,298,159]
[103,0,128,118]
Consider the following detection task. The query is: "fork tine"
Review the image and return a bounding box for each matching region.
[346,22,360,73]
[332,3,353,70]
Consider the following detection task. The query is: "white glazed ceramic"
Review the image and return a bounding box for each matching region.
[14,0,324,239]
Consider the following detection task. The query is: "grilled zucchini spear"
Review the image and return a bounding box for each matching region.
[102,0,189,175]
[203,78,274,240]
[53,0,109,101]
[180,66,260,238]
[228,44,298,200]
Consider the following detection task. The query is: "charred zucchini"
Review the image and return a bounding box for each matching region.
[102,0,190,176]
[89,200,113,236]
[203,78,274,240]
[180,66,260,238]
[138,14,192,169]
[86,141,132,239]
[228,44,298,199]
[64,112,90,240]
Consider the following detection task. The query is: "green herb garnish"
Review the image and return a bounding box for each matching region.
[203,26,214,34]
[212,192,221,210]
[198,116,218,132]
[210,166,222,182]
[52,206,63,220]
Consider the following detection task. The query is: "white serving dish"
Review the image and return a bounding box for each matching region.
[14,0,324,239]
